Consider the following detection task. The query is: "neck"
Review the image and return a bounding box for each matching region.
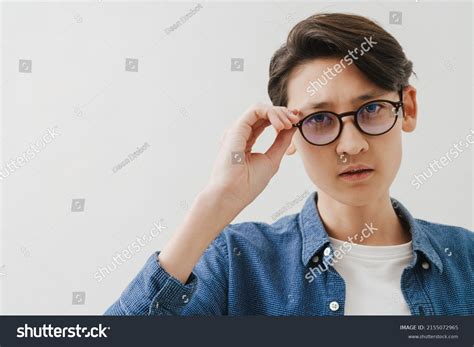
[316,191,412,246]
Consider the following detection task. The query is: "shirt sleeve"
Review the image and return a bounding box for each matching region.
[104,232,229,316]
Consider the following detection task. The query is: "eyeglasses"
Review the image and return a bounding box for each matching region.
[292,89,404,146]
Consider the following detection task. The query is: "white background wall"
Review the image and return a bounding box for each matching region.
[0,1,472,314]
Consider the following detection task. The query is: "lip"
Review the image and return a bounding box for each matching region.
[338,169,374,182]
[338,164,374,176]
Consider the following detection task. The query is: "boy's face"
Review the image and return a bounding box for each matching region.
[286,57,417,206]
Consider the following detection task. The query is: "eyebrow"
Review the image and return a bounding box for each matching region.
[301,90,388,112]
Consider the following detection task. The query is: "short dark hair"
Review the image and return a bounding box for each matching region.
[268,13,414,107]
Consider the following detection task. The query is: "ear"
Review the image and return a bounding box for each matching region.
[285,141,296,155]
[401,85,417,133]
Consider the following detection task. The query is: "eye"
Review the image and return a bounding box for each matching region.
[363,102,381,113]
[314,114,326,122]
[309,113,333,125]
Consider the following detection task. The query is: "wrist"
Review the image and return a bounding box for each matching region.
[199,185,246,214]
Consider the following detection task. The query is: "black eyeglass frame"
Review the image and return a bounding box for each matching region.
[292,88,405,146]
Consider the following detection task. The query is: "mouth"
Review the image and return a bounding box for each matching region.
[338,167,374,181]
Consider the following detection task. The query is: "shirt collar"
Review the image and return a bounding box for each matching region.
[298,191,443,274]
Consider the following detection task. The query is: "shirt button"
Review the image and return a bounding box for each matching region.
[311,255,319,263]
[323,247,331,256]
[155,302,160,309]
[329,301,339,311]
[421,261,430,270]
[182,294,189,304]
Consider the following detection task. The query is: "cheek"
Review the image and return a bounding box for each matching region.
[295,128,404,189]
[294,136,336,181]
[373,129,403,180]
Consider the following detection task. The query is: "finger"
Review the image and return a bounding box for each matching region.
[286,108,302,123]
[289,108,302,122]
[267,109,285,132]
[231,104,280,142]
[274,108,298,129]
[264,127,297,171]
[226,105,297,154]
[250,118,268,132]
[246,119,271,152]
[247,109,296,151]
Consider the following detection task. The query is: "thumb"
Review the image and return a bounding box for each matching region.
[264,127,296,169]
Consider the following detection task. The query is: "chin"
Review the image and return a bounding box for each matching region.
[329,186,380,207]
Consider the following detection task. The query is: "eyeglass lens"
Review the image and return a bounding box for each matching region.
[301,101,399,145]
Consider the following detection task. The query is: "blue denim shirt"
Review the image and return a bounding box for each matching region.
[104,191,474,316]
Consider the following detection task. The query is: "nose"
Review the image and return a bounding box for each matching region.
[335,118,369,156]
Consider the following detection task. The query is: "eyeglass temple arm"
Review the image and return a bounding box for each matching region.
[398,86,405,118]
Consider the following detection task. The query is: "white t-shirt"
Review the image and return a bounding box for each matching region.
[328,236,414,315]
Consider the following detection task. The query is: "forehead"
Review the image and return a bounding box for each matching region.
[286,57,383,112]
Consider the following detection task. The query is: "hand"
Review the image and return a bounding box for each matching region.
[205,103,300,211]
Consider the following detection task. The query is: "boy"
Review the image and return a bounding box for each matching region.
[105,13,473,316]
